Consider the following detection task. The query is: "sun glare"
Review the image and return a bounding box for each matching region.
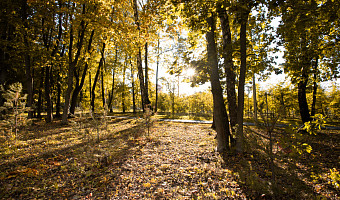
[185,68,196,77]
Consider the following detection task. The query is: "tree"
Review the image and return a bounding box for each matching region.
[206,14,232,152]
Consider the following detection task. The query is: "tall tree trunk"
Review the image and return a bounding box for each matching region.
[131,66,136,113]
[155,38,160,112]
[218,4,238,134]
[298,73,311,123]
[311,58,318,117]
[101,65,105,107]
[133,0,150,111]
[253,75,257,121]
[91,43,105,112]
[62,17,86,123]
[37,69,44,119]
[236,8,250,153]
[45,65,53,122]
[145,42,149,100]
[70,29,94,114]
[21,0,34,119]
[206,15,232,152]
[108,48,117,113]
[122,58,127,113]
[56,69,61,118]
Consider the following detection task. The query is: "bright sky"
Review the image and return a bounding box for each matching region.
[149,15,339,96]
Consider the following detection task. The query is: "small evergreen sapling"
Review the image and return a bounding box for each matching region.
[0,83,28,140]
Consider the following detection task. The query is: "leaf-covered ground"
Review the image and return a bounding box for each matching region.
[0,117,339,199]
[0,118,246,199]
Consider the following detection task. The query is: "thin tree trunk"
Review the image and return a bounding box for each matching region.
[91,43,105,112]
[253,75,257,121]
[236,8,250,153]
[122,58,127,113]
[101,65,105,107]
[131,66,136,113]
[21,0,34,119]
[218,4,238,134]
[45,65,53,122]
[56,69,61,118]
[206,15,231,152]
[108,48,117,112]
[155,38,160,112]
[311,58,318,117]
[37,68,43,119]
[145,42,149,101]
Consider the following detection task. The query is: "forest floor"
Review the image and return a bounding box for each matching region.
[0,116,339,199]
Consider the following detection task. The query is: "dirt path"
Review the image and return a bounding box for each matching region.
[109,122,246,199]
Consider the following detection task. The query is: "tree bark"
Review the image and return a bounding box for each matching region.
[133,0,150,111]
[218,4,238,134]
[62,17,86,123]
[21,0,34,119]
[253,75,258,121]
[70,29,94,114]
[131,65,136,113]
[311,58,318,117]
[45,65,53,122]
[236,8,250,153]
[155,38,160,112]
[145,42,149,99]
[91,43,105,112]
[108,48,117,113]
[298,73,311,123]
[206,15,232,152]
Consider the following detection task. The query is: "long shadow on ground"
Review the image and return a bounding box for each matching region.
[0,119,147,199]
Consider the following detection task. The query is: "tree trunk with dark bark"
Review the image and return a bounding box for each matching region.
[206,15,232,152]
[298,75,311,123]
[311,59,318,117]
[133,0,150,111]
[62,17,86,123]
[236,8,250,153]
[70,29,94,114]
[91,43,105,112]
[218,4,238,134]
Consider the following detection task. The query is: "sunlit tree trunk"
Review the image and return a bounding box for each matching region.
[206,15,231,152]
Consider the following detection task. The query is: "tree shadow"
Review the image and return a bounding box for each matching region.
[220,127,325,199]
[0,120,148,199]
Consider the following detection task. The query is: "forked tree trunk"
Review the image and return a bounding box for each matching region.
[206,15,232,152]
[70,29,94,114]
[62,17,86,123]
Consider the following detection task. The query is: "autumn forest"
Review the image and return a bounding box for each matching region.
[0,0,339,199]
